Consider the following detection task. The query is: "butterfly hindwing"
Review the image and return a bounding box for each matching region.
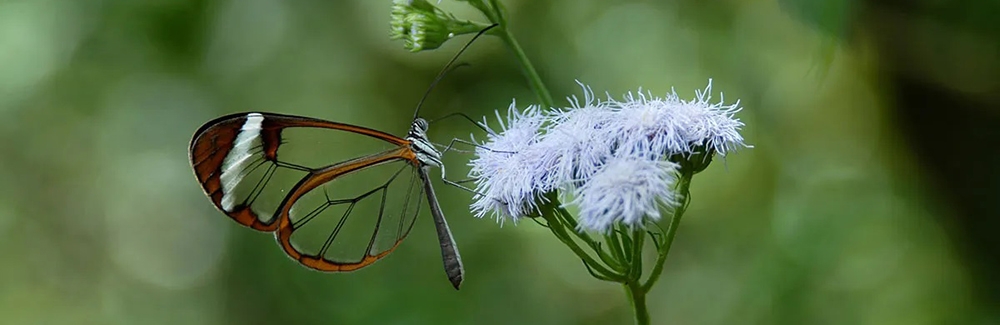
[272,150,424,271]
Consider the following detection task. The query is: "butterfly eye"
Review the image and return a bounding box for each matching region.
[414,118,429,132]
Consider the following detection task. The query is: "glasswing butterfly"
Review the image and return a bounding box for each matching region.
[188,25,496,290]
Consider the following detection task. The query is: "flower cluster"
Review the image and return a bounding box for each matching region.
[468,80,748,232]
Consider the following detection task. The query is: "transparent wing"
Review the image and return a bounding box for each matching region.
[273,149,424,271]
[189,112,409,231]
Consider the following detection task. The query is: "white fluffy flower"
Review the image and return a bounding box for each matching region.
[468,80,748,232]
[675,80,747,156]
[607,79,747,157]
[534,82,618,186]
[467,101,548,223]
[570,154,680,232]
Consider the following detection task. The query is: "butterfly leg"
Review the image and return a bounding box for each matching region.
[435,137,507,155]
[436,137,515,202]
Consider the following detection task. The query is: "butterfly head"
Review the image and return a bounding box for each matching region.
[412,118,429,134]
[408,117,442,167]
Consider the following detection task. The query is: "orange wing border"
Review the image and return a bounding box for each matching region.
[273,146,420,272]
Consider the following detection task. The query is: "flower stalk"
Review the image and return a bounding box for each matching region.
[625,280,650,325]
[643,171,693,292]
[460,0,555,108]
[496,28,554,108]
[537,192,626,282]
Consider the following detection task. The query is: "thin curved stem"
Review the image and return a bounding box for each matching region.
[497,29,554,108]
[605,230,627,266]
[539,193,625,281]
[641,173,693,292]
[472,0,554,108]
[544,214,625,281]
[629,228,644,279]
[554,206,625,272]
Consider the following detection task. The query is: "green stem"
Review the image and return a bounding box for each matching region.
[555,208,624,271]
[472,0,554,108]
[641,173,693,292]
[605,230,627,266]
[545,215,624,281]
[497,29,555,108]
[625,281,650,325]
[539,194,624,281]
[629,228,645,279]
[552,205,624,271]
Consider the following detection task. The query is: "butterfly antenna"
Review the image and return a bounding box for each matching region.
[412,23,499,120]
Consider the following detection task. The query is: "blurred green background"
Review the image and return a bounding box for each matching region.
[1,0,998,324]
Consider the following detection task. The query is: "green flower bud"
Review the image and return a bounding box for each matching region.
[390,0,491,52]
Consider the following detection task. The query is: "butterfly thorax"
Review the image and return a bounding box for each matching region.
[407,118,442,168]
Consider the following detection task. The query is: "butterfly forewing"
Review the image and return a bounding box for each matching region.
[280,158,423,270]
[189,112,410,232]
[273,125,402,168]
